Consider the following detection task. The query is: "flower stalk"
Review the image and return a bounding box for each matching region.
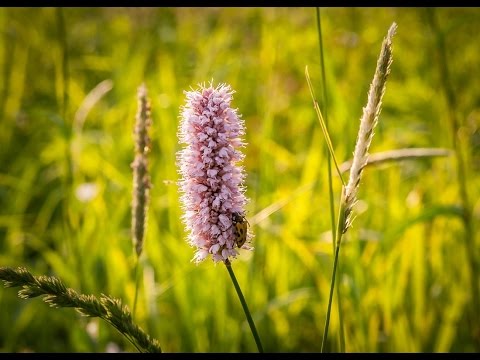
[177,81,262,351]
[225,260,264,353]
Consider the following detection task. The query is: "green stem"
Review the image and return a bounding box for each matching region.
[336,252,345,352]
[225,260,264,353]
[305,68,345,186]
[316,7,345,353]
[321,193,347,353]
[132,256,141,319]
[321,239,342,353]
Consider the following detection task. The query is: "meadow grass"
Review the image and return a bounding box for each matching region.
[0,8,479,352]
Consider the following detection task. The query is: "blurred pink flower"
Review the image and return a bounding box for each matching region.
[177,82,251,263]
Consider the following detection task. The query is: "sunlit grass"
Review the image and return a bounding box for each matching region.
[0,7,479,352]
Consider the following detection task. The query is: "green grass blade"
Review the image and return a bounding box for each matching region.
[305,66,345,186]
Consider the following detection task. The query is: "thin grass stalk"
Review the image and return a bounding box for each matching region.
[305,67,345,184]
[225,260,264,353]
[56,8,69,121]
[305,65,345,352]
[306,67,345,351]
[132,259,141,319]
[315,7,345,352]
[0,10,8,127]
[425,8,479,349]
[321,195,347,352]
[320,22,397,352]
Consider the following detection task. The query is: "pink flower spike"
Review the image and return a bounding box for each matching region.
[177,82,252,264]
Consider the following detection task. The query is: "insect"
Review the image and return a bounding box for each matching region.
[232,212,250,248]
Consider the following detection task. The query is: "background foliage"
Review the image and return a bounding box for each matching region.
[0,7,479,352]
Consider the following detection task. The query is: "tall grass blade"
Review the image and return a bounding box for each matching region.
[315,7,345,352]
[305,66,345,186]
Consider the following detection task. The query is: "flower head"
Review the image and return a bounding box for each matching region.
[177,82,251,263]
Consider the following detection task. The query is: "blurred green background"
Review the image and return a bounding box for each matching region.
[0,7,479,352]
